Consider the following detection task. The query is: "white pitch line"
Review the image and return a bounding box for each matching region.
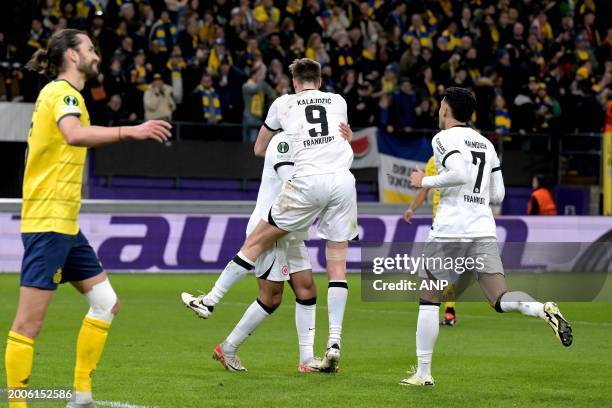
[0,391,158,408]
[97,401,158,408]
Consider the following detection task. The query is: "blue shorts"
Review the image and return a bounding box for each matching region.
[20,231,104,291]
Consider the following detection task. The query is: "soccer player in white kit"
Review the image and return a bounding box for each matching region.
[402,87,573,386]
[181,126,351,372]
[183,58,358,373]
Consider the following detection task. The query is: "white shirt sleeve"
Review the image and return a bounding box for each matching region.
[276,164,294,182]
[422,152,469,188]
[338,94,348,122]
[267,133,294,181]
[264,97,282,131]
[489,156,505,204]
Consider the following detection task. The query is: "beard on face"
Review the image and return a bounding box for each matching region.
[78,55,99,80]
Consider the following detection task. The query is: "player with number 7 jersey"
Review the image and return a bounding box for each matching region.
[427,123,501,239]
[401,87,572,388]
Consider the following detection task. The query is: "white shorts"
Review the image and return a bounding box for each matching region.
[269,171,358,242]
[255,240,312,282]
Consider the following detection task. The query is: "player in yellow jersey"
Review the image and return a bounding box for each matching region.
[403,156,458,326]
[4,29,171,408]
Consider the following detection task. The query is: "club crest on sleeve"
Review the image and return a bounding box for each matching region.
[277,142,289,153]
[63,95,79,106]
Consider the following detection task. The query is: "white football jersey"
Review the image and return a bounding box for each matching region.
[429,125,501,238]
[246,132,308,242]
[264,90,353,177]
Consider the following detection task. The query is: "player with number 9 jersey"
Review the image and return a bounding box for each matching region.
[264,89,353,178]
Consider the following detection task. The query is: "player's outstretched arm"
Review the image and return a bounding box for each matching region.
[403,187,430,223]
[59,116,172,147]
[411,154,469,189]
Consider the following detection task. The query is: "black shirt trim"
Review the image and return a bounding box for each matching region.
[441,150,460,167]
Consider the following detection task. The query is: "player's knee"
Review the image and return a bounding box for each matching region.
[12,319,44,339]
[85,279,118,323]
[294,278,316,299]
[258,287,282,309]
[257,298,280,314]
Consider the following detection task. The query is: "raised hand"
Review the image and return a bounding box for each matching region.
[127,120,172,143]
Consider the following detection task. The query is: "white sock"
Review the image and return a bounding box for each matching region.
[416,304,440,378]
[295,298,316,364]
[499,292,545,318]
[75,391,93,404]
[206,251,254,306]
[327,281,348,348]
[223,299,271,356]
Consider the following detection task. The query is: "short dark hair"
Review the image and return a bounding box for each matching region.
[25,29,86,77]
[444,87,476,122]
[289,58,321,84]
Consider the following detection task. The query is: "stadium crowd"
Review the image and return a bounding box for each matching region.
[0,0,610,140]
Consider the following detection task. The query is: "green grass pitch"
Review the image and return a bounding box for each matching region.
[1,273,611,408]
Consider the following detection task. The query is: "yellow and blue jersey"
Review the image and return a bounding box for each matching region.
[21,79,90,235]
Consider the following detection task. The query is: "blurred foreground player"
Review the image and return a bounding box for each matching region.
[5,29,171,408]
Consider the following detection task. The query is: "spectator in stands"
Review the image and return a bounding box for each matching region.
[528,174,558,215]
[217,60,247,123]
[104,58,128,101]
[208,38,233,77]
[350,81,375,128]
[242,62,274,142]
[534,83,561,132]
[150,10,178,53]
[166,46,187,105]
[128,49,150,118]
[1,0,610,136]
[191,73,223,124]
[144,73,176,121]
[305,33,330,66]
[393,77,419,136]
[414,99,436,130]
[102,94,137,125]
[494,95,512,136]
